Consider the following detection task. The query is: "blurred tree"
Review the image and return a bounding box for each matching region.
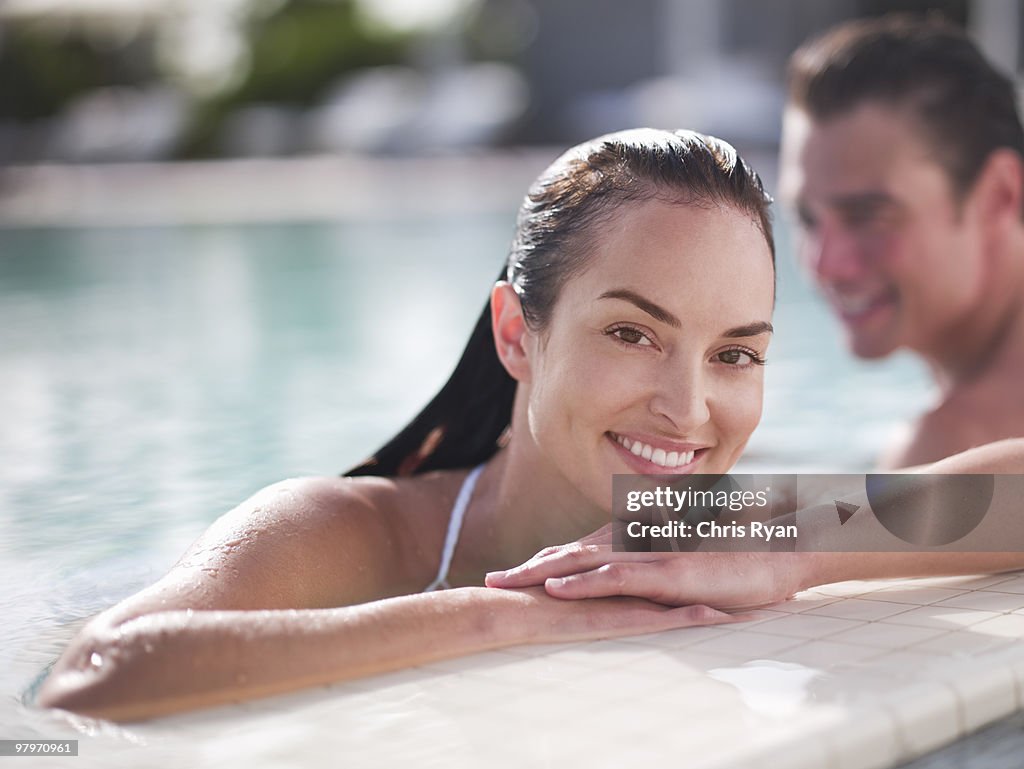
[0,1,412,159]
[237,0,408,104]
[181,0,411,156]
[0,18,159,120]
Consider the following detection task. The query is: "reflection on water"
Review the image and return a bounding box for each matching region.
[0,215,928,756]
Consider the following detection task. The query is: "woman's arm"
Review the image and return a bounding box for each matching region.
[37,587,736,722]
[38,476,739,721]
[36,474,433,717]
[486,439,1024,608]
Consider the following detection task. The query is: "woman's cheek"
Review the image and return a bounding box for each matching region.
[715,373,765,464]
[736,377,765,440]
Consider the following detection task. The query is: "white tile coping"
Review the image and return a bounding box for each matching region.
[36,576,1024,769]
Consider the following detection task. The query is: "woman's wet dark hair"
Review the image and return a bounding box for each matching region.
[346,128,774,477]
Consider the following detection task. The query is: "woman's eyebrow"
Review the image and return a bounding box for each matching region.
[598,290,773,339]
[723,321,773,338]
[598,289,681,328]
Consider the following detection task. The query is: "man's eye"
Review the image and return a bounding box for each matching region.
[796,203,817,230]
[841,203,898,229]
[844,211,879,226]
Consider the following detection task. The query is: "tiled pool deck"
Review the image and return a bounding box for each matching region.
[33,572,1024,768]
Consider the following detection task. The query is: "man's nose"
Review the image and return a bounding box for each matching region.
[802,224,866,284]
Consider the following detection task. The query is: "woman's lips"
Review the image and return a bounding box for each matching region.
[607,432,706,474]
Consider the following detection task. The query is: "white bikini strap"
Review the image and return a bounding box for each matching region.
[424,463,485,592]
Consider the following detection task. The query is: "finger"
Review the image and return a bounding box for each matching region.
[610,603,742,638]
[485,545,600,587]
[486,525,620,586]
[486,545,651,588]
[544,561,680,602]
[667,604,748,627]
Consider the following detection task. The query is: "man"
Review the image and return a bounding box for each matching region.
[779,15,1024,467]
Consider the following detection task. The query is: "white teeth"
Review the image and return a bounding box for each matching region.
[613,434,697,468]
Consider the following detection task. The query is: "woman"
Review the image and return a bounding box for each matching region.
[36,128,1024,723]
[37,128,777,721]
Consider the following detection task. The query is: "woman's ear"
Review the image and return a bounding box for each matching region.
[491,281,531,382]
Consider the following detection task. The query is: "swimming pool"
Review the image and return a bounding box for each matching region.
[0,205,936,765]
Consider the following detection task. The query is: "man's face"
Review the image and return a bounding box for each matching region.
[779,102,988,360]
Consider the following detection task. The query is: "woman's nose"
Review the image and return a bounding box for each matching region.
[648,360,711,433]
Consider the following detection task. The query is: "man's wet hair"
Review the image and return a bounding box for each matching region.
[788,14,1024,202]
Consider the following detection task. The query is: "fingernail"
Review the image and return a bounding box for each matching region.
[485,571,506,583]
[546,577,566,588]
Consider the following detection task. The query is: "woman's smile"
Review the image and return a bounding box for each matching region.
[606,431,708,474]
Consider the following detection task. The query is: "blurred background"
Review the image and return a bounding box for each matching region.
[2,0,1022,518]
[2,0,1023,748]
[0,0,1021,219]
[3,0,1023,541]
[0,0,1019,165]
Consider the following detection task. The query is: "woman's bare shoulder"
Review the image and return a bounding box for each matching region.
[256,472,460,519]
[196,473,469,603]
[93,473,462,631]
[262,472,460,545]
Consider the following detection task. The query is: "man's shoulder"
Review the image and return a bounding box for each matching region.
[881,390,1024,468]
[880,411,964,469]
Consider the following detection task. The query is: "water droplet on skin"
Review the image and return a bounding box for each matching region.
[89,652,103,668]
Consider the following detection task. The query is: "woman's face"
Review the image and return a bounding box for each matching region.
[521,198,774,510]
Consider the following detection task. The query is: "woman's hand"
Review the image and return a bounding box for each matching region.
[502,585,749,644]
[486,525,818,611]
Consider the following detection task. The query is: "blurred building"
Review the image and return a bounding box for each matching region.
[505,0,1020,150]
[0,0,1019,162]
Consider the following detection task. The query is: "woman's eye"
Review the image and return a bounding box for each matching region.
[607,326,654,347]
[716,348,764,366]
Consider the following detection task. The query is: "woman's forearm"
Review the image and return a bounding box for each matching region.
[37,584,735,722]
[37,588,528,722]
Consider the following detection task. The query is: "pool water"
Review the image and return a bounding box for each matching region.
[0,213,929,757]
